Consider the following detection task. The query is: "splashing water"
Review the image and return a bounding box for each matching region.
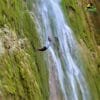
[32,0,91,100]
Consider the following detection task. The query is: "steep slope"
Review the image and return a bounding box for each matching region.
[62,0,100,99]
[0,0,100,100]
[0,0,49,100]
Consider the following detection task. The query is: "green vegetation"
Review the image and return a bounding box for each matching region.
[61,0,100,99]
[0,0,100,100]
[0,0,49,100]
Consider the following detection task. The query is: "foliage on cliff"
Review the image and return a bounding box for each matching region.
[61,0,100,99]
[0,0,49,100]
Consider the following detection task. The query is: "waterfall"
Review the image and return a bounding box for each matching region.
[32,0,91,100]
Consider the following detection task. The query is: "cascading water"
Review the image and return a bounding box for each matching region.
[32,0,91,100]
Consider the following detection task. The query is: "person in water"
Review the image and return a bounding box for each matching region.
[37,37,52,51]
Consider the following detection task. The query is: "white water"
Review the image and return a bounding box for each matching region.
[32,0,91,100]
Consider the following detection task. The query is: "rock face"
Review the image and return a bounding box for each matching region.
[0,0,49,100]
[0,0,100,100]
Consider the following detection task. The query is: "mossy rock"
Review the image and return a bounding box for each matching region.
[0,0,49,100]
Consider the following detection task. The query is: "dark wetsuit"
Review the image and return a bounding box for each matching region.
[37,46,48,51]
[37,37,51,51]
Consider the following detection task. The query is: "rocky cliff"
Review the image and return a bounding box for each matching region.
[0,0,100,100]
[0,0,49,100]
[62,0,100,99]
